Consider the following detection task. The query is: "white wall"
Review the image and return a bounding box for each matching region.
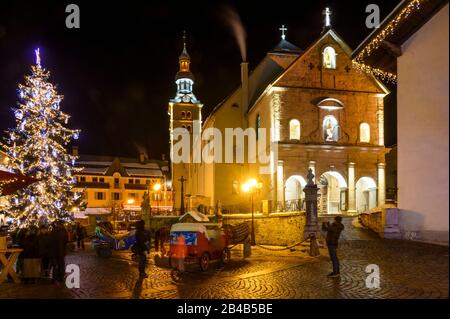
[397,4,449,242]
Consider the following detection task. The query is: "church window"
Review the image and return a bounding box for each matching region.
[322,46,336,69]
[256,113,261,140]
[289,119,301,141]
[323,115,339,142]
[181,111,186,119]
[359,123,370,143]
[187,111,192,119]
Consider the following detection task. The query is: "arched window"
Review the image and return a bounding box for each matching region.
[359,123,370,143]
[186,111,192,119]
[323,115,339,142]
[256,113,261,140]
[289,119,301,140]
[323,46,336,69]
[187,125,192,133]
[181,111,186,119]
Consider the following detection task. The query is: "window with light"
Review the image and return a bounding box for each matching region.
[359,123,370,143]
[323,46,336,69]
[289,119,301,140]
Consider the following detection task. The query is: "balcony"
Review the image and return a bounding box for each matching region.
[75,182,110,189]
[124,183,148,190]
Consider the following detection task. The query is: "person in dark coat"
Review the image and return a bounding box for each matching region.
[134,220,150,278]
[322,216,345,277]
[48,221,68,283]
[38,225,50,278]
[19,227,40,283]
[75,222,86,250]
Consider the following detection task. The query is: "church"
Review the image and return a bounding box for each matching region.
[168,9,389,216]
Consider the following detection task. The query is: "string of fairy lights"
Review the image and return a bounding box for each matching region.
[352,0,425,83]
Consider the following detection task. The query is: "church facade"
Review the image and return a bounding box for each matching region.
[168,16,389,215]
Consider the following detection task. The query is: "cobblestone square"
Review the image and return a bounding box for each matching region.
[0,218,448,299]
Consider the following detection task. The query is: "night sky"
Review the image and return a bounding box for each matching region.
[0,0,399,160]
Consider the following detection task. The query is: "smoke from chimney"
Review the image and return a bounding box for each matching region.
[222,6,247,62]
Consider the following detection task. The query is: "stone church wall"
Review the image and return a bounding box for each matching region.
[223,212,306,246]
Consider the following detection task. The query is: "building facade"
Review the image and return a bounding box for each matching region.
[169,12,389,215]
[72,148,172,230]
[353,0,449,243]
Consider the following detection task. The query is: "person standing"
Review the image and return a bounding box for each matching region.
[75,222,86,251]
[322,216,345,278]
[49,221,68,283]
[134,220,150,278]
[38,225,50,278]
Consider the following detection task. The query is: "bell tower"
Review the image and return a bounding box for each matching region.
[168,32,203,213]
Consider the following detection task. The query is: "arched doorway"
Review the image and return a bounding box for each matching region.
[356,177,377,213]
[318,171,347,214]
[284,175,306,211]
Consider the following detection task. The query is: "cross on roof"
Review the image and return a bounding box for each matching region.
[279,25,287,40]
[323,7,332,27]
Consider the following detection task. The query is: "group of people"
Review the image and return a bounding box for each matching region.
[13,221,87,283]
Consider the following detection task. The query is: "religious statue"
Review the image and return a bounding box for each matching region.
[326,122,334,141]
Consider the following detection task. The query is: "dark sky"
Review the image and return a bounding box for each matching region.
[0,0,399,159]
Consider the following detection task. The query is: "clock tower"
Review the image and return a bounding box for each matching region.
[168,32,203,213]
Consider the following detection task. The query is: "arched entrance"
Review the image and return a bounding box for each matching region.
[356,177,377,213]
[284,175,306,211]
[318,171,347,214]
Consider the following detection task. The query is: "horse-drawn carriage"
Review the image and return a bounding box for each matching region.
[167,212,250,275]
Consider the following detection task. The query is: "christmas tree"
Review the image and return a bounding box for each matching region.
[1,49,82,229]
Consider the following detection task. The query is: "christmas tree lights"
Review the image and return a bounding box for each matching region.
[1,48,83,229]
[353,0,425,83]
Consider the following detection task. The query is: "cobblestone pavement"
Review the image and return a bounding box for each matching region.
[0,217,448,299]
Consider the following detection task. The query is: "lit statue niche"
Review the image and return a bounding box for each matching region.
[323,115,339,142]
[323,46,336,69]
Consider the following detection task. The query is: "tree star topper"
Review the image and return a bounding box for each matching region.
[35,48,41,67]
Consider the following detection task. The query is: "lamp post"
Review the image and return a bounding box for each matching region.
[153,182,162,214]
[242,178,263,246]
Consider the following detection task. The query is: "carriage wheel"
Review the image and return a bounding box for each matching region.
[199,252,210,271]
[221,249,230,265]
[171,268,183,283]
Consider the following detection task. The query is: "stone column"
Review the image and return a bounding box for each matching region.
[347,162,356,213]
[277,161,284,203]
[377,163,386,207]
[303,169,320,239]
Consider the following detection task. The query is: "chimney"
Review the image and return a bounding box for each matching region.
[240,62,249,128]
[72,146,79,156]
[139,152,145,163]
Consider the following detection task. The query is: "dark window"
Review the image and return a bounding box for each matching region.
[128,179,134,184]
[92,177,98,182]
[95,192,105,200]
[80,176,86,182]
[99,177,105,183]
[112,192,121,201]
[135,179,140,184]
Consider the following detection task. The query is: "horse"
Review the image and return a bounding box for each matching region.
[154,226,171,256]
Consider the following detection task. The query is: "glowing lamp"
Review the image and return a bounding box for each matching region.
[153,183,162,192]
[127,198,135,205]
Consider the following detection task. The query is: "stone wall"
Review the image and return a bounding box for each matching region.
[222,212,306,246]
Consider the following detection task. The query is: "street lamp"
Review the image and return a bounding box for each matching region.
[242,178,263,246]
[153,182,162,214]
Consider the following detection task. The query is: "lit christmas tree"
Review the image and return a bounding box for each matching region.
[1,49,82,229]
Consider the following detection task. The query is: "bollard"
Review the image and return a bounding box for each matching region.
[243,237,252,258]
